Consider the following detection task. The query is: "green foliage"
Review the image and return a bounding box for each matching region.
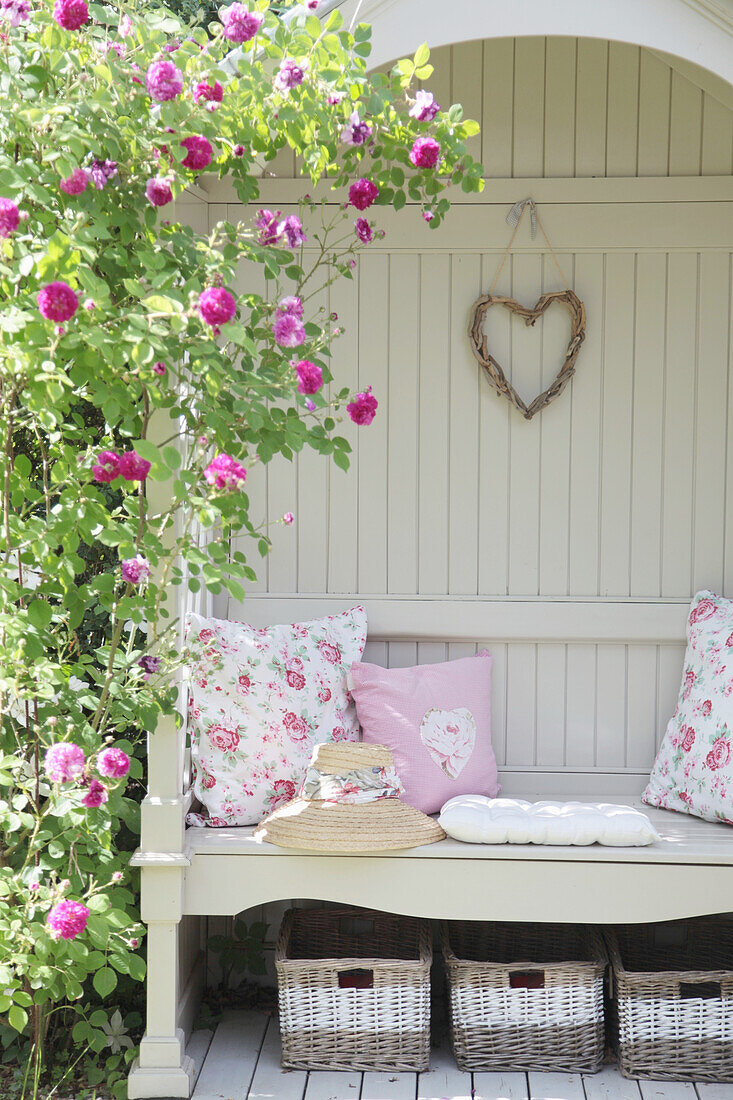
[208,917,269,991]
[0,0,482,1090]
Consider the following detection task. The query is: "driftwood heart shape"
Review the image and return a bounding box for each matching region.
[469,289,586,420]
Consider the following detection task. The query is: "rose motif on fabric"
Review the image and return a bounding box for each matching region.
[690,598,718,625]
[705,735,731,771]
[286,668,306,690]
[236,673,251,695]
[420,707,476,779]
[681,726,696,752]
[267,778,296,812]
[207,724,240,753]
[283,711,310,742]
[318,639,342,665]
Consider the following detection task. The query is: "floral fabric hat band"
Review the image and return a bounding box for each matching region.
[299,764,404,805]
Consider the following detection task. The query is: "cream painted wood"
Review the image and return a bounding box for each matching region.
[417,1038,473,1100]
[190,1010,267,1100]
[305,1070,362,1099]
[583,1069,642,1099]
[361,1067,417,1099]
[639,1083,697,1099]
[248,1016,307,1100]
[528,1072,585,1100]
[234,36,733,185]
[474,1071,530,1100]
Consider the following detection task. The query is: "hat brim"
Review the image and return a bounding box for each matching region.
[254,797,446,852]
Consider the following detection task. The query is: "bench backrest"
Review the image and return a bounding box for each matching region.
[225,595,689,798]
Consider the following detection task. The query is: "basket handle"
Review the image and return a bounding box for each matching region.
[679,980,721,1000]
[338,968,374,990]
[509,970,545,990]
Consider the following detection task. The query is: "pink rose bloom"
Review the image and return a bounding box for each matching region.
[706,736,731,771]
[208,724,240,752]
[283,511,294,525]
[423,210,435,223]
[193,80,224,104]
[347,386,378,426]
[199,286,236,329]
[97,746,130,778]
[273,312,305,347]
[255,208,281,245]
[221,3,263,43]
[274,58,307,93]
[355,217,373,244]
[53,0,88,30]
[348,178,378,211]
[283,712,309,741]
[153,361,166,376]
[145,177,173,207]
[0,197,20,238]
[1,0,31,26]
[409,136,440,168]
[690,597,718,625]
[340,111,372,146]
[180,135,213,171]
[38,281,78,323]
[81,778,108,808]
[47,899,89,940]
[277,214,306,248]
[278,295,302,318]
[118,13,133,35]
[409,90,440,122]
[118,450,151,482]
[121,555,151,584]
[92,450,121,483]
[59,168,88,196]
[146,59,183,101]
[204,453,247,491]
[45,742,85,783]
[286,668,306,690]
[295,359,322,395]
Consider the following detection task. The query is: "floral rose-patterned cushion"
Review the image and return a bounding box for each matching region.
[349,650,499,814]
[185,606,367,827]
[643,591,733,825]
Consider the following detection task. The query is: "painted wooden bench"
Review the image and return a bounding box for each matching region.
[128,596,733,1098]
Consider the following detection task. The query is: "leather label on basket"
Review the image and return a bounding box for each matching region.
[509,970,545,990]
[679,980,721,1000]
[338,968,374,990]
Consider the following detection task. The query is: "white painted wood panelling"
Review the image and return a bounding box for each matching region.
[212,41,733,788]
[266,39,733,181]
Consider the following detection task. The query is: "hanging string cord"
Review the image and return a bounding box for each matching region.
[488,198,570,295]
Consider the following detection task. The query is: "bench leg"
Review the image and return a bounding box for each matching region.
[128,920,196,1099]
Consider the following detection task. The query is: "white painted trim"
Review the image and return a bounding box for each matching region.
[204,175,733,206]
[228,596,690,644]
[332,0,733,90]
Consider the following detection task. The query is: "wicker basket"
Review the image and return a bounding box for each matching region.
[275,907,432,1071]
[441,921,607,1073]
[606,917,733,1082]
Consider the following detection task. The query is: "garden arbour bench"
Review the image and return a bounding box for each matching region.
[128,594,733,1099]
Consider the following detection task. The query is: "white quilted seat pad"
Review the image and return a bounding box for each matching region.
[439,796,660,846]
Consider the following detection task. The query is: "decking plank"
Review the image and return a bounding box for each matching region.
[639,1082,697,1099]
[528,1071,585,1099]
[360,1068,417,1098]
[583,1067,642,1099]
[473,1070,530,1099]
[187,1027,214,1090]
[303,1069,362,1099]
[638,1078,695,1095]
[416,1041,472,1100]
[191,1009,267,1100]
[248,1016,307,1100]
[695,1087,733,1099]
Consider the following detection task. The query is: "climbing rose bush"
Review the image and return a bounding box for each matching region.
[0,0,481,1090]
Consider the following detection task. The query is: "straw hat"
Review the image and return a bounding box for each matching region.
[254,742,446,852]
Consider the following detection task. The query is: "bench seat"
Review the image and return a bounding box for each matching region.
[172,798,733,925]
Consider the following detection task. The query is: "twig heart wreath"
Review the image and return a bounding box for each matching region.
[469,198,586,421]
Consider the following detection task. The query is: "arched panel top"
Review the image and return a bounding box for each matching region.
[332,0,733,96]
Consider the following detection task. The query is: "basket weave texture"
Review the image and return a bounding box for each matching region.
[606,917,733,1082]
[442,921,606,1073]
[275,907,432,1072]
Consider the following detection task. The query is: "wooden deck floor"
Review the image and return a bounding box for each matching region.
[187,1011,732,1100]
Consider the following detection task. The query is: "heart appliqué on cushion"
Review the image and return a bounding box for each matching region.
[420,707,477,779]
[469,290,586,420]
